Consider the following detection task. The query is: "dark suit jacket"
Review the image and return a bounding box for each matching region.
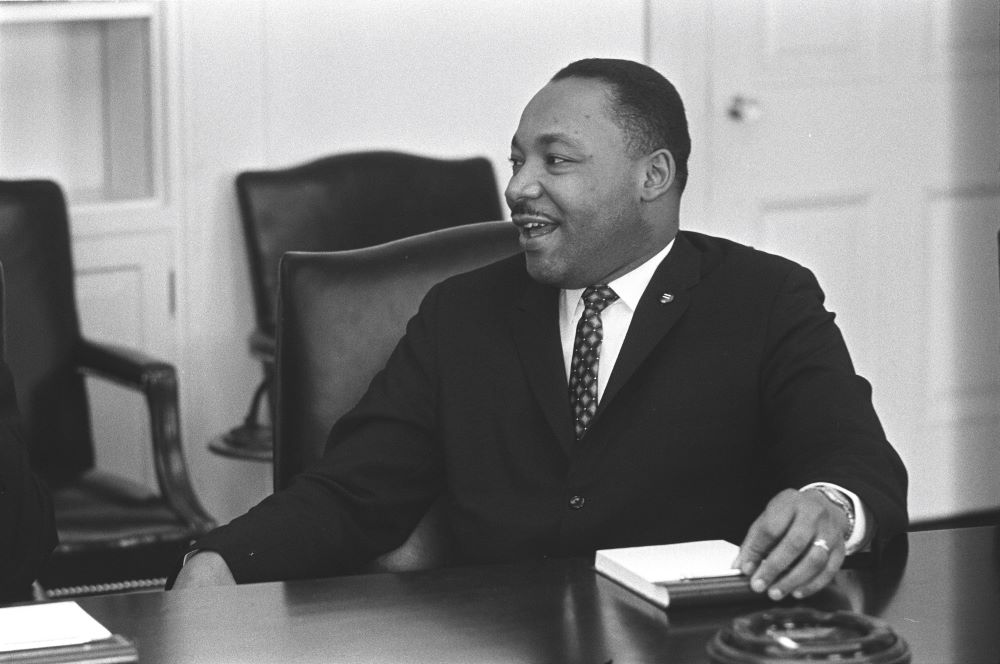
[0,361,56,603]
[198,231,907,583]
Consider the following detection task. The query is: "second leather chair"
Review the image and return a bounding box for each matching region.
[228,152,503,458]
[274,221,520,571]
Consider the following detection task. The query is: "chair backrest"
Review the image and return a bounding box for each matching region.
[0,180,92,485]
[273,220,520,491]
[237,151,503,340]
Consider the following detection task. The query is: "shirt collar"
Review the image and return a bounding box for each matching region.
[563,237,676,314]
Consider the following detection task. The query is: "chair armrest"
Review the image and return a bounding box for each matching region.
[75,339,215,532]
[76,339,171,390]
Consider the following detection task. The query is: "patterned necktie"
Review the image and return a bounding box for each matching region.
[569,285,619,439]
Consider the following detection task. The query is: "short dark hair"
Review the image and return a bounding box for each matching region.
[552,58,690,193]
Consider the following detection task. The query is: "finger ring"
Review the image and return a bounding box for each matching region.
[812,538,830,553]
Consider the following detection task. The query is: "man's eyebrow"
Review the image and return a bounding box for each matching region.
[511,132,582,152]
[535,132,581,148]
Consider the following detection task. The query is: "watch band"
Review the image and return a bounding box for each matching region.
[808,486,856,541]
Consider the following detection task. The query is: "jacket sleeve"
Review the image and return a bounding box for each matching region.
[759,264,908,551]
[0,362,57,602]
[188,285,447,584]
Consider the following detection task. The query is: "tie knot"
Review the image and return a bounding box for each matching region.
[582,285,618,314]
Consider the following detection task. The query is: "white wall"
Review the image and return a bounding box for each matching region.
[260,0,645,185]
[175,0,646,523]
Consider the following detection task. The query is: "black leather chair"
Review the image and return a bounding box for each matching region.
[225,151,503,459]
[0,179,214,598]
[275,221,519,571]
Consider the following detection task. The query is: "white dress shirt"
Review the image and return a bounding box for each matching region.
[557,237,869,553]
[559,240,675,400]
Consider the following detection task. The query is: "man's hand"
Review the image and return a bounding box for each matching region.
[172,551,237,589]
[732,488,850,600]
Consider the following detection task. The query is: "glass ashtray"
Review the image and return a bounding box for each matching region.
[706,607,910,663]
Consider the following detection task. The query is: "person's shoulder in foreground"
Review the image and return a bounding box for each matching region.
[0,361,57,603]
[173,57,906,599]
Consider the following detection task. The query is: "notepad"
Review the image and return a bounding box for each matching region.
[595,540,755,609]
[0,602,111,652]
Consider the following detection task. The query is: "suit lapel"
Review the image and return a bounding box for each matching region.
[600,232,703,410]
[507,232,705,454]
[509,280,576,454]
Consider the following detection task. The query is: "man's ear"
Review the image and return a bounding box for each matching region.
[639,149,676,202]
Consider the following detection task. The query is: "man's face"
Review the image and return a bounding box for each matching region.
[506,77,655,288]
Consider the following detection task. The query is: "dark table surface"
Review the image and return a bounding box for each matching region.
[77,525,1000,663]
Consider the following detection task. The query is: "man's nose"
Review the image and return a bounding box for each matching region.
[505,164,543,206]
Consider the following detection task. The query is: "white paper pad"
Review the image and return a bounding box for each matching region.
[0,602,112,652]
[598,539,742,582]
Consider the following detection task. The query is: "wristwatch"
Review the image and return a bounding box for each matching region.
[808,486,856,541]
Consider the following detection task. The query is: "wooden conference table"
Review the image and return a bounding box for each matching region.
[78,525,1000,663]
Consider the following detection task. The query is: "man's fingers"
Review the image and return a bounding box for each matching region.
[734,489,798,576]
[173,551,236,589]
[733,518,769,574]
[765,535,845,600]
[789,544,845,599]
[748,524,816,596]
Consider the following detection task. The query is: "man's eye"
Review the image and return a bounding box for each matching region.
[509,157,523,172]
[546,155,569,166]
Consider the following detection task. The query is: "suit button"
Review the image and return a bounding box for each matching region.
[568,495,585,510]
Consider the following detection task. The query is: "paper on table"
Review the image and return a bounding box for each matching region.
[0,602,111,652]
[597,539,743,582]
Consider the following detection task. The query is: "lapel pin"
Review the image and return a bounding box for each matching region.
[659,293,674,304]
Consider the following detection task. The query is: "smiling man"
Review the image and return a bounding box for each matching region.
[175,59,907,601]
